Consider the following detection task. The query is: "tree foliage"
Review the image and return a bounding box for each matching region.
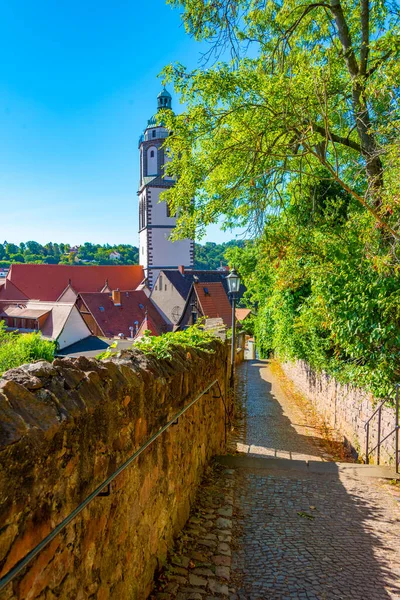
[158,0,400,397]
[0,240,241,270]
[162,0,400,242]
[226,180,400,397]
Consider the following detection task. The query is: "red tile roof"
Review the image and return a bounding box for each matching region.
[1,264,144,301]
[0,279,29,300]
[136,315,164,338]
[194,282,232,327]
[78,290,168,338]
[236,308,252,321]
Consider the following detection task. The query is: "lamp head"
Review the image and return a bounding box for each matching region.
[226,267,241,295]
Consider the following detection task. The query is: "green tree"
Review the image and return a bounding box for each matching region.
[44,242,54,256]
[6,243,19,255]
[163,0,400,241]
[25,241,44,255]
[9,253,25,263]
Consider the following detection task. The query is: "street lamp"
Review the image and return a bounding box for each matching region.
[226,267,241,386]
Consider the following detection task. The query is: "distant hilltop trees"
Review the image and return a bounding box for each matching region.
[0,240,245,270]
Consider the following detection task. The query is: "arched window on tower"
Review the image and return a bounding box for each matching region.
[147,146,157,175]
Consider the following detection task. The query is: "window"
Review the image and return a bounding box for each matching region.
[152,130,156,137]
[165,284,167,291]
[159,275,163,289]
[147,146,157,175]
[141,246,144,255]
[139,195,147,229]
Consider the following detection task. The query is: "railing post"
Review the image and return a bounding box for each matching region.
[377,407,382,465]
[396,384,399,474]
[365,422,370,465]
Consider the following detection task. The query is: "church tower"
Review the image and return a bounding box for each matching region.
[138,88,194,288]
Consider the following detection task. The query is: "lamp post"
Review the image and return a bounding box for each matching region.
[226,267,241,387]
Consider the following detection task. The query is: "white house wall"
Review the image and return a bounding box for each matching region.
[149,187,175,224]
[57,306,91,349]
[150,272,185,324]
[139,229,148,269]
[149,227,192,269]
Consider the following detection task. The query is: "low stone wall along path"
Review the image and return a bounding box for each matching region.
[152,360,400,600]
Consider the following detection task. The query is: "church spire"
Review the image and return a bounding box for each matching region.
[157,87,172,111]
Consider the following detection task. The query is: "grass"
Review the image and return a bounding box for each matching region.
[0,322,56,375]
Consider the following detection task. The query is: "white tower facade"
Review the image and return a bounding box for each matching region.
[138,89,194,288]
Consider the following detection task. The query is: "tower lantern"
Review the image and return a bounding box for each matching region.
[157,87,172,110]
[137,89,194,288]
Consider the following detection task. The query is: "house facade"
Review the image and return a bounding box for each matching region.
[177,281,233,330]
[150,267,245,325]
[76,289,169,339]
[0,300,91,349]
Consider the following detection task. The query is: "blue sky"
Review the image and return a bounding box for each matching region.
[0,0,240,246]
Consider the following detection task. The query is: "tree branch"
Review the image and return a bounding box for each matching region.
[360,0,370,76]
[311,122,361,152]
[330,0,359,77]
[308,147,400,240]
[366,50,393,78]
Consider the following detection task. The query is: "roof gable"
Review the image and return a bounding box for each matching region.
[194,282,232,327]
[160,269,246,302]
[78,290,168,338]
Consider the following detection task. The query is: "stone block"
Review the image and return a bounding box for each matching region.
[0,342,230,600]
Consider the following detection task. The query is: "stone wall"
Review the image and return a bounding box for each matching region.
[0,342,229,600]
[280,360,397,464]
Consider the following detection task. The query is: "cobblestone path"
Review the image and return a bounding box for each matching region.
[152,360,400,600]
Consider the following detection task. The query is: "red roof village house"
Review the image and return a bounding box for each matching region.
[177,281,234,329]
[76,290,169,339]
[0,264,144,302]
[0,300,91,349]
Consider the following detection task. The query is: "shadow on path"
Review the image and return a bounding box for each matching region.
[230,360,400,599]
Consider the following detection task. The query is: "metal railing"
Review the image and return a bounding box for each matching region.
[364,384,399,473]
[0,378,226,593]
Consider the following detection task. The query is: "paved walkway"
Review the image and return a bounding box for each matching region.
[152,360,400,600]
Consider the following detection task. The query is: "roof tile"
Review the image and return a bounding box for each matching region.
[194,282,232,327]
[2,264,144,301]
[79,290,168,338]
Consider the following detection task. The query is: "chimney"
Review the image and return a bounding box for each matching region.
[178,265,185,274]
[112,289,121,306]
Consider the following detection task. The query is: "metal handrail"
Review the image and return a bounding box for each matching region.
[364,384,399,473]
[364,398,391,428]
[0,378,225,592]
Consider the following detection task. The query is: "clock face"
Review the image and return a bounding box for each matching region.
[171,306,182,323]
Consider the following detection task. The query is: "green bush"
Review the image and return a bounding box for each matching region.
[0,323,56,375]
[98,323,221,361]
[227,195,400,399]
